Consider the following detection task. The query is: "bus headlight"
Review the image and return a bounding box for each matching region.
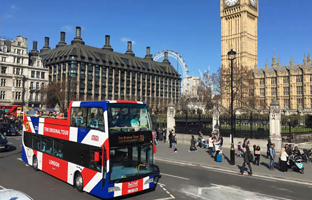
[108,186,120,193]
[144,178,153,184]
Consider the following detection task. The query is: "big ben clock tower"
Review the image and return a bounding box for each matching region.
[221,0,258,70]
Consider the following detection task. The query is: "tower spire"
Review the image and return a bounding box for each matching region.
[272,51,277,67]
[308,52,311,62]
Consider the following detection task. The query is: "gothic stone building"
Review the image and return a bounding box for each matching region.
[253,54,312,113]
[39,27,181,109]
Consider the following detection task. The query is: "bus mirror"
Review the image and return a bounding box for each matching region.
[94,152,100,162]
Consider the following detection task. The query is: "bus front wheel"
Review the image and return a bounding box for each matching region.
[33,156,38,171]
[74,172,83,192]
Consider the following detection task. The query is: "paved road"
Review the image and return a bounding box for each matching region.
[1,136,312,200]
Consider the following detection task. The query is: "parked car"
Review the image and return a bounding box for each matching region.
[0,133,10,151]
[0,189,33,200]
[0,122,18,136]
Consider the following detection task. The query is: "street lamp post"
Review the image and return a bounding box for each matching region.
[228,49,236,165]
[288,118,291,142]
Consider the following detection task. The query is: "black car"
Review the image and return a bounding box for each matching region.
[0,123,18,136]
[0,133,10,151]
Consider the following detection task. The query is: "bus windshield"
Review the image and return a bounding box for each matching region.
[107,103,151,133]
[109,144,153,182]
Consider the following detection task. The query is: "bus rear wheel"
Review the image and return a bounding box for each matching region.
[74,172,83,192]
[33,156,38,171]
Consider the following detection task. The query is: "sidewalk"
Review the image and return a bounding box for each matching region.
[155,141,312,183]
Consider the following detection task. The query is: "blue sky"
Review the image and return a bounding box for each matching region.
[1,0,311,79]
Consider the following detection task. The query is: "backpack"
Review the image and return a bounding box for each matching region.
[242,140,246,148]
[248,153,254,162]
[220,137,223,146]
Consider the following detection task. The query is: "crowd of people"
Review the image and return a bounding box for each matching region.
[32,110,66,119]
[0,115,23,133]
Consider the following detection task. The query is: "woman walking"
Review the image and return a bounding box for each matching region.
[213,139,221,161]
[253,144,261,166]
[280,148,288,172]
[189,135,197,152]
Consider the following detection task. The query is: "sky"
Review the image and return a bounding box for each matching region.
[1,0,312,79]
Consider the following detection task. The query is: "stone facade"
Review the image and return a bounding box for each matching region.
[253,55,312,111]
[0,36,48,109]
[220,0,259,108]
[220,0,258,69]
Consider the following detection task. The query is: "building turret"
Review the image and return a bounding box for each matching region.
[265,59,269,74]
[304,55,307,70]
[56,32,67,48]
[29,41,39,65]
[277,57,281,72]
[308,52,311,62]
[272,52,277,67]
[144,47,153,60]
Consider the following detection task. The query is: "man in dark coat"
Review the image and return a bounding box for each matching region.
[239,148,252,176]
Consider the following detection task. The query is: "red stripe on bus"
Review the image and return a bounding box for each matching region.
[116,100,137,104]
[81,168,98,188]
[44,118,69,126]
[42,154,68,182]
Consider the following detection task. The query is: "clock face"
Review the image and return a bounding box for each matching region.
[250,0,256,6]
[225,0,238,7]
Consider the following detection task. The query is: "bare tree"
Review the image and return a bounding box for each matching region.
[215,64,262,112]
[40,82,66,111]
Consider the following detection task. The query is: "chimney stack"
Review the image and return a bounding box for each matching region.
[56,32,67,48]
[33,41,37,51]
[162,51,170,64]
[29,41,39,58]
[40,37,51,52]
[71,26,85,45]
[125,41,135,56]
[144,46,153,60]
[102,35,113,51]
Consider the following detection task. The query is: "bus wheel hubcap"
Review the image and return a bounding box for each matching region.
[76,175,82,187]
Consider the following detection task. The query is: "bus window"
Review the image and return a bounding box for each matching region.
[87,107,104,130]
[53,140,64,159]
[33,135,41,151]
[41,138,52,155]
[71,107,87,128]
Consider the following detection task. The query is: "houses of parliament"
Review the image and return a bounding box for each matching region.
[220,0,311,113]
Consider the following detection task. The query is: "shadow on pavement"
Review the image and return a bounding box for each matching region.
[223,154,231,165]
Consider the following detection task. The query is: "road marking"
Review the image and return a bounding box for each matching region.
[160,173,189,180]
[0,185,6,189]
[183,191,210,200]
[154,183,175,200]
[157,158,312,186]
[209,184,291,200]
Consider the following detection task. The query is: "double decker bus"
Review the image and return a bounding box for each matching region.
[0,105,22,118]
[22,101,155,199]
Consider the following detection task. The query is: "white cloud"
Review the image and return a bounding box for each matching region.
[4,14,13,19]
[61,25,74,33]
[121,37,135,45]
[10,4,18,10]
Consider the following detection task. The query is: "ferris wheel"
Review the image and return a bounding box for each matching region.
[153,50,189,78]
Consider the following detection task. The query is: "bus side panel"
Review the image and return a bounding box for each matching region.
[42,154,68,182]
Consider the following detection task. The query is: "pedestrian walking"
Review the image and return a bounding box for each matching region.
[253,144,261,166]
[239,148,252,176]
[189,135,197,152]
[171,132,177,154]
[153,129,158,145]
[237,142,243,157]
[208,135,214,155]
[213,139,221,161]
[280,148,288,172]
[267,138,272,158]
[168,130,173,148]
[269,143,276,170]
[197,131,203,148]
[219,134,223,154]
